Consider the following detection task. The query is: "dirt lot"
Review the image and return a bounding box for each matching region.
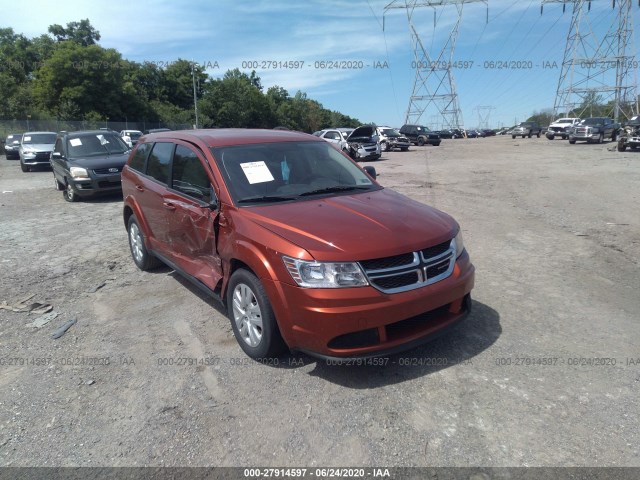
[0,135,638,468]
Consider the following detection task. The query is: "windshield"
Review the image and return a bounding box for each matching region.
[211,141,379,205]
[22,133,56,144]
[557,119,573,124]
[67,133,129,159]
[381,128,400,137]
[582,118,603,125]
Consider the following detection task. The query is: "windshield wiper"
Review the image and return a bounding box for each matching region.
[298,185,370,197]
[237,195,296,203]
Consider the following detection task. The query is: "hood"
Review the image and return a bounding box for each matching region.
[348,125,377,141]
[240,188,457,262]
[22,143,54,151]
[68,152,130,169]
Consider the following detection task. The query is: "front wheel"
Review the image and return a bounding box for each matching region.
[127,215,162,271]
[618,140,627,152]
[63,181,80,202]
[53,173,64,191]
[417,137,425,146]
[400,147,409,151]
[536,132,541,138]
[227,269,285,359]
[20,160,28,172]
[598,133,604,144]
[569,139,576,144]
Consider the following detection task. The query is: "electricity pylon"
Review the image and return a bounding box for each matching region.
[473,105,495,129]
[541,0,638,121]
[384,1,488,129]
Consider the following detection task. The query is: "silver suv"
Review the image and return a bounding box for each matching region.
[511,122,542,139]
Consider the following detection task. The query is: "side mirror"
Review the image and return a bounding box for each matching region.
[363,165,377,180]
[51,152,64,160]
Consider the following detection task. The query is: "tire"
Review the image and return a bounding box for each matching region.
[127,215,162,271]
[417,137,425,146]
[400,147,409,151]
[536,132,541,138]
[53,173,64,191]
[512,135,516,139]
[547,135,555,140]
[226,269,285,359]
[598,133,604,144]
[63,181,79,202]
[569,140,576,144]
[611,131,617,142]
[382,142,391,152]
[20,160,28,172]
[433,142,441,147]
[618,140,627,152]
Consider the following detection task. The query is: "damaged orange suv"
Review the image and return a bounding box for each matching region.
[121,129,474,360]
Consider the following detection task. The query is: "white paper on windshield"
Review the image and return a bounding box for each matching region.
[23,136,31,142]
[69,138,82,147]
[97,134,109,145]
[240,161,275,184]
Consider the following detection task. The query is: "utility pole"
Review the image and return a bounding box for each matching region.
[192,61,199,129]
[541,0,638,121]
[384,0,488,130]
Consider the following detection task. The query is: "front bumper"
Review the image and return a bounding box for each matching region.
[264,251,475,358]
[68,174,123,197]
[21,152,53,165]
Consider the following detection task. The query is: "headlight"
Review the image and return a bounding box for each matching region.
[22,146,35,153]
[70,166,90,180]
[454,230,465,258]
[282,256,368,288]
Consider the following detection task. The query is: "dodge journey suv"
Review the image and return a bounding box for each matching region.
[122,129,475,360]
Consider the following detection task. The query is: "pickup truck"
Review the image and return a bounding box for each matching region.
[511,121,542,138]
[546,118,581,140]
[568,117,618,144]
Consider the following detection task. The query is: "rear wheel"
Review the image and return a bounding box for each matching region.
[53,173,64,191]
[536,132,541,138]
[227,269,286,359]
[618,139,627,152]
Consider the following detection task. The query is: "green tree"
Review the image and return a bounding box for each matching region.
[48,19,100,46]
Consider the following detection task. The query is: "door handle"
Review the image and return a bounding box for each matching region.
[135,184,144,192]
[163,202,176,211]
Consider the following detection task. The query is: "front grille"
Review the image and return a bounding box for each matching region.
[359,239,456,294]
[94,166,123,175]
[35,152,51,160]
[575,127,589,135]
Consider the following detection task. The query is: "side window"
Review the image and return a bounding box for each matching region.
[172,145,211,203]
[146,142,174,185]
[53,138,63,155]
[129,143,151,172]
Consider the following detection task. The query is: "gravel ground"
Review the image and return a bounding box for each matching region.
[0,135,638,468]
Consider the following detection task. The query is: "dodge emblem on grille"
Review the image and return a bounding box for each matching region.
[108,168,119,173]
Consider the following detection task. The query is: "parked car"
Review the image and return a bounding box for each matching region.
[4,133,22,159]
[616,118,640,151]
[120,130,143,148]
[121,129,475,359]
[18,131,57,172]
[376,126,411,151]
[481,129,496,137]
[345,125,381,161]
[146,128,172,134]
[546,118,581,140]
[511,121,542,138]
[313,129,348,152]
[568,117,618,144]
[399,124,441,146]
[50,130,131,202]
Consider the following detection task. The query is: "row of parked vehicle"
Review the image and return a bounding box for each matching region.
[2,126,476,361]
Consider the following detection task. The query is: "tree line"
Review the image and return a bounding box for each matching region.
[0,20,361,131]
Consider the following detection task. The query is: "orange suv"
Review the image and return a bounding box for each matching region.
[121,129,475,360]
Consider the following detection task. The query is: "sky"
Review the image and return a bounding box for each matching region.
[3,0,639,129]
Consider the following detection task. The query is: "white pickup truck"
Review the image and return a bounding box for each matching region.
[546,118,581,140]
